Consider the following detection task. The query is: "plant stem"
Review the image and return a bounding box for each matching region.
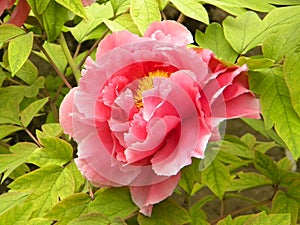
[58,33,81,84]
[35,39,72,89]
[24,127,42,148]
[78,29,110,69]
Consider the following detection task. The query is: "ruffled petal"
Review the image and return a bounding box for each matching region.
[129,173,181,216]
[59,88,77,136]
[96,30,141,59]
[144,20,193,46]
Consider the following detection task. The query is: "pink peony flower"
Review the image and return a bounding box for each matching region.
[59,20,260,216]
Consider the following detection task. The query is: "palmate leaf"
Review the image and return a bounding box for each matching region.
[250,68,300,159]
[68,213,110,225]
[8,165,75,217]
[223,11,264,54]
[195,23,238,63]
[130,0,161,34]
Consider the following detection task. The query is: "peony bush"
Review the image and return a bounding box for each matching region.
[0,1,300,224]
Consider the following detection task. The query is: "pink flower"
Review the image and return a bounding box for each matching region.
[59,20,260,216]
[0,0,30,27]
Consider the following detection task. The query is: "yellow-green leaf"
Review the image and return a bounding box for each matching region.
[8,32,33,76]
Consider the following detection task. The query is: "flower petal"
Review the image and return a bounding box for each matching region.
[129,173,181,216]
[59,88,77,136]
[144,20,193,46]
[96,30,141,59]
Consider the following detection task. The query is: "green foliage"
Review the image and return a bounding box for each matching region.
[137,199,191,225]
[1,1,300,224]
[130,0,161,34]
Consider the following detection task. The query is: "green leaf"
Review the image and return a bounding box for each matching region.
[284,52,300,118]
[0,99,20,124]
[36,123,64,142]
[0,192,29,216]
[195,23,238,63]
[227,172,272,192]
[15,60,38,85]
[254,151,281,184]
[130,0,161,34]
[45,193,92,224]
[249,68,300,159]
[42,1,69,42]
[68,3,113,42]
[267,0,300,4]
[65,162,86,192]
[220,136,253,159]
[88,187,138,220]
[0,203,33,225]
[237,56,274,70]
[55,0,87,19]
[231,211,291,225]
[169,0,209,24]
[263,24,300,62]
[27,218,53,225]
[272,191,298,225]
[20,97,49,127]
[201,159,231,199]
[68,213,111,225]
[0,24,26,43]
[8,165,75,217]
[0,142,37,182]
[26,0,51,14]
[179,158,201,195]
[261,6,300,39]
[43,41,68,72]
[28,137,73,167]
[0,125,23,140]
[104,14,140,35]
[223,11,264,54]
[241,118,287,148]
[137,199,191,225]
[8,32,33,76]
[203,0,246,16]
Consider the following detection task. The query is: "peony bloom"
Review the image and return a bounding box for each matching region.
[59,20,260,216]
[0,0,95,27]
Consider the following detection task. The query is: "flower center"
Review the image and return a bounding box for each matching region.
[134,70,170,109]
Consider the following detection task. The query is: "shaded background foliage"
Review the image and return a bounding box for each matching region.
[1,0,300,224]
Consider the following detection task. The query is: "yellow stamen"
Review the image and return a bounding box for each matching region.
[134,70,170,109]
